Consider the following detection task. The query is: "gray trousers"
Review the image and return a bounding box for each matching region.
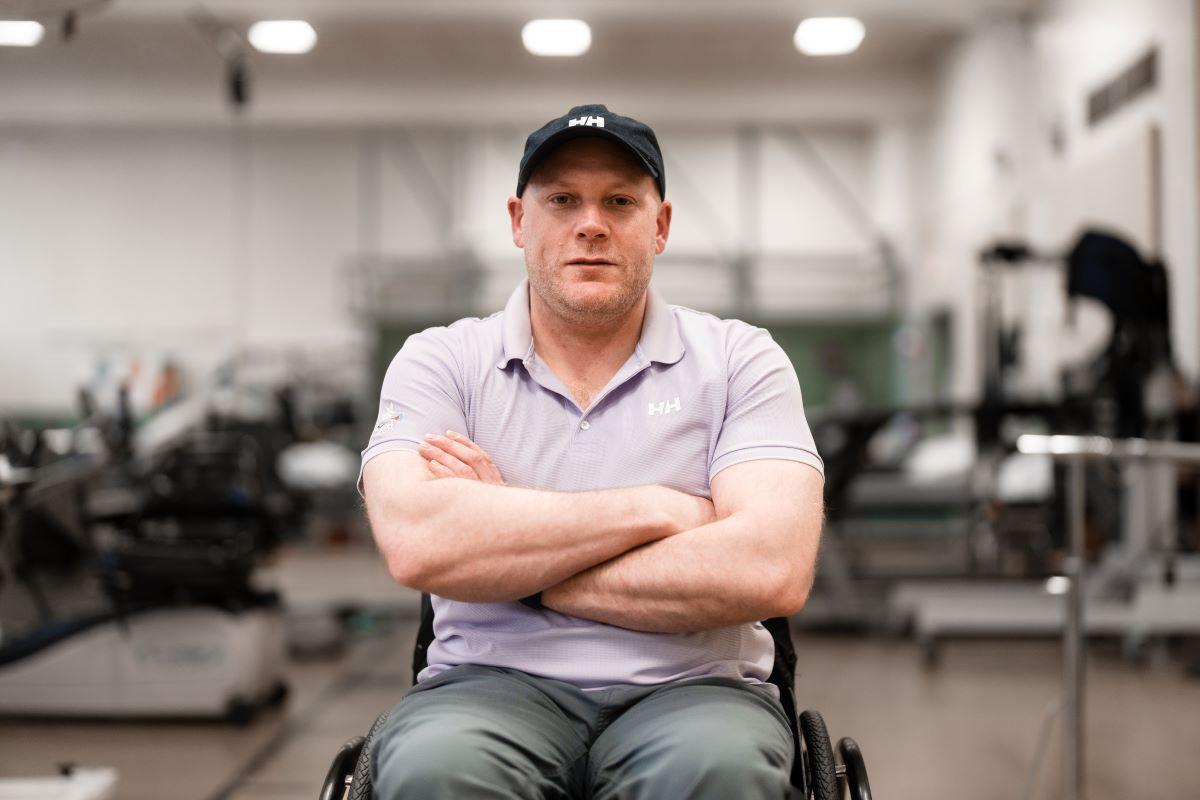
[371,664,793,799]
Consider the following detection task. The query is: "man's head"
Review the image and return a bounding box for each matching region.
[507,105,672,328]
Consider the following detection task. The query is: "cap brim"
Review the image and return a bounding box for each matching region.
[517,127,660,197]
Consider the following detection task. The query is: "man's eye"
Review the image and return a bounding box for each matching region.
[610,197,634,206]
[549,195,572,205]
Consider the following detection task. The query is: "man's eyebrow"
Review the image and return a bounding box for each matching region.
[534,176,646,192]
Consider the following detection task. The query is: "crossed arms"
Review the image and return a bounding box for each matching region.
[362,439,824,634]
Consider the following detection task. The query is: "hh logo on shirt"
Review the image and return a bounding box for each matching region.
[648,397,681,416]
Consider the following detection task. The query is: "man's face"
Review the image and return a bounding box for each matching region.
[508,138,672,327]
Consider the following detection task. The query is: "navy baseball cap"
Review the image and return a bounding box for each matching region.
[516,104,666,199]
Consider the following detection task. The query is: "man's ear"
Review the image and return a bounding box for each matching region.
[507,196,525,248]
[654,199,672,255]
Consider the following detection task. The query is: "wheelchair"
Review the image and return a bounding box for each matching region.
[321,595,873,800]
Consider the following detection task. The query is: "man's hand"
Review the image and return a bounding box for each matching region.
[418,431,507,485]
[419,432,717,532]
[540,460,825,632]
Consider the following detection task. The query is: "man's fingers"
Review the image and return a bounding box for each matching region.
[419,449,455,478]
[439,431,506,485]
[443,431,499,473]
[445,430,487,456]
[418,441,476,479]
[425,433,488,471]
[426,459,454,478]
[444,431,506,484]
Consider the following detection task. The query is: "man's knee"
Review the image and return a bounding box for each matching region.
[591,704,792,799]
[663,721,790,780]
[371,713,584,799]
[594,742,790,800]
[372,725,490,796]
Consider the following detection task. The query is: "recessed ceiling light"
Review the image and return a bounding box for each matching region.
[248,20,317,54]
[794,17,865,57]
[522,19,591,57]
[0,20,44,47]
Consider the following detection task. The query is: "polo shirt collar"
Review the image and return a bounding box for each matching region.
[497,278,685,369]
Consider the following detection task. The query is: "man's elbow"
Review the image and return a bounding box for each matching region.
[384,541,433,590]
[365,483,441,590]
[368,500,438,590]
[767,562,815,618]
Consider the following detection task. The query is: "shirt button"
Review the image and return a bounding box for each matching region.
[579,420,591,431]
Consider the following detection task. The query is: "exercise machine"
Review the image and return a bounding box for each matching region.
[0,397,288,721]
[890,231,1200,663]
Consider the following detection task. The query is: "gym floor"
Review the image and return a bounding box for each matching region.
[2,547,1198,800]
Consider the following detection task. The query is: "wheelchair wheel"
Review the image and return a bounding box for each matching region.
[799,710,839,800]
[349,710,391,800]
[837,737,873,800]
[320,736,365,800]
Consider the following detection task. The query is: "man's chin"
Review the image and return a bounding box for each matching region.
[556,284,631,321]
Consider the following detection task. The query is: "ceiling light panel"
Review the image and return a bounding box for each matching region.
[248,20,317,54]
[794,17,865,57]
[522,19,591,57]
[0,20,44,47]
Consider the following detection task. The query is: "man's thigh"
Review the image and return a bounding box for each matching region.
[371,665,591,800]
[588,679,794,800]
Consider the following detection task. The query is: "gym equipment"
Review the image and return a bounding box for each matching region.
[1015,435,1200,800]
[892,230,1199,664]
[318,595,874,800]
[803,402,1063,630]
[975,229,1173,442]
[0,402,289,722]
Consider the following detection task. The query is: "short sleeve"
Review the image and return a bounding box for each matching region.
[709,324,824,482]
[358,328,469,495]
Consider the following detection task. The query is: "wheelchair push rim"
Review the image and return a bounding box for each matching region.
[799,709,874,800]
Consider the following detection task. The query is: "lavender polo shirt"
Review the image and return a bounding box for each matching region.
[360,278,823,691]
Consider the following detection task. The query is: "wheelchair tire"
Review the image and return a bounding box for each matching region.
[799,710,839,800]
[320,736,365,800]
[350,710,391,800]
[837,737,872,800]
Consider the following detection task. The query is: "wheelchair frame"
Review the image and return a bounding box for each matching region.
[320,595,873,799]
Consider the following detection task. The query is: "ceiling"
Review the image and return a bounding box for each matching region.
[0,0,1041,126]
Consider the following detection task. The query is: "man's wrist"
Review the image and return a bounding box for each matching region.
[538,575,583,615]
[617,484,675,543]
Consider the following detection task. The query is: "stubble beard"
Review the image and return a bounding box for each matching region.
[527,256,653,328]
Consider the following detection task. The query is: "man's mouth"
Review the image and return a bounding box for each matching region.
[566,258,616,267]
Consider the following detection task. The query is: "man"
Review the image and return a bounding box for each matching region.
[360,104,825,799]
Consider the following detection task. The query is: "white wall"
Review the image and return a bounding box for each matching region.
[9,2,1195,415]
[1033,0,1198,378]
[916,16,1035,402]
[916,0,1198,403]
[0,122,913,411]
[0,127,372,413]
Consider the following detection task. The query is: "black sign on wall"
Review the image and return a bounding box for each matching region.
[1087,49,1158,127]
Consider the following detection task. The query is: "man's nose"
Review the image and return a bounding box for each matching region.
[574,204,608,240]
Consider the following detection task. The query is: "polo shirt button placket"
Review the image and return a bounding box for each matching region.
[579,420,590,431]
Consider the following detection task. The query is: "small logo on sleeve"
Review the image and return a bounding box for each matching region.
[648,397,681,416]
[375,403,404,432]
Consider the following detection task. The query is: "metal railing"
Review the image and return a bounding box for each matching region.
[1015,434,1200,800]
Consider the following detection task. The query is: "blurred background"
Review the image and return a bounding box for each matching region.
[1,1,1199,798]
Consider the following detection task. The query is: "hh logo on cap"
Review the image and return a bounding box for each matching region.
[568,116,605,128]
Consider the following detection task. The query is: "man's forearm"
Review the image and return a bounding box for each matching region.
[540,514,816,633]
[370,476,698,602]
